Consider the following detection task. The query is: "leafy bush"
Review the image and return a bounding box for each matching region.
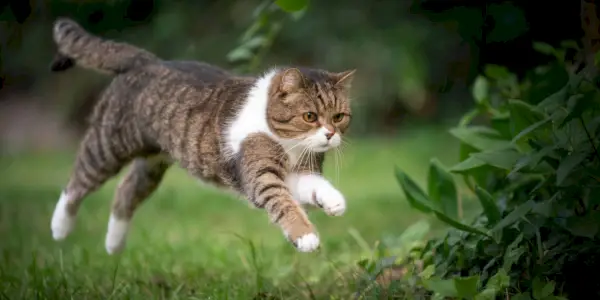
[356,43,600,299]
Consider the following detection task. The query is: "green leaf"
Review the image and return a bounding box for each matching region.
[559,92,597,128]
[474,186,501,226]
[484,64,512,80]
[532,42,555,56]
[398,166,489,237]
[564,212,600,239]
[454,275,480,299]
[398,220,430,246]
[459,108,480,127]
[449,126,513,152]
[422,277,457,297]
[532,195,555,217]
[243,36,267,49]
[486,268,510,290]
[419,264,435,279]
[356,259,372,271]
[434,211,490,237]
[532,277,555,300]
[556,151,588,185]
[508,100,547,139]
[508,146,556,178]
[395,167,434,213]
[525,62,569,104]
[512,293,533,300]
[472,76,489,105]
[241,16,267,42]
[450,157,487,174]
[475,288,498,300]
[491,115,513,140]
[511,117,552,145]
[503,245,526,271]
[470,149,522,170]
[226,47,253,62]
[431,294,446,300]
[536,85,568,113]
[428,158,459,219]
[275,0,309,12]
[459,140,480,162]
[561,40,580,50]
[490,200,535,234]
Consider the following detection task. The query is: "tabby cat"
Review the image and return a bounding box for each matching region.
[49,18,356,254]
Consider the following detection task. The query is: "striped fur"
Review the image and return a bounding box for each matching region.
[49,18,356,253]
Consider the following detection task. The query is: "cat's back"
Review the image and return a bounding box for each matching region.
[160,60,232,84]
[90,60,255,140]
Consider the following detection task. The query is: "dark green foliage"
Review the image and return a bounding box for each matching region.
[227,0,308,74]
[357,42,600,299]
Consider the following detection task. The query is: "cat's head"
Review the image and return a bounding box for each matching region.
[267,67,356,153]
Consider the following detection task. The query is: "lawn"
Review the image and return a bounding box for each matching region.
[0,127,463,299]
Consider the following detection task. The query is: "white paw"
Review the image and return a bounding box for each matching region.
[51,192,76,240]
[314,184,346,216]
[288,174,347,216]
[105,215,130,255]
[295,233,320,252]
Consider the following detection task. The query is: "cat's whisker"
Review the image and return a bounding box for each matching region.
[279,140,303,162]
[334,148,340,185]
[294,146,309,173]
[311,151,316,173]
[307,149,314,173]
[342,140,352,146]
[294,148,305,173]
[341,138,352,147]
[339,145,346,168]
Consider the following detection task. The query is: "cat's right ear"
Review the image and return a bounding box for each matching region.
[279,68,304,93]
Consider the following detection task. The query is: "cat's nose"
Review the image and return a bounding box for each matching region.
[324,131,335,140]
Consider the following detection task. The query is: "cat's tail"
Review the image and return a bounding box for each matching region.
[50,18,159,74]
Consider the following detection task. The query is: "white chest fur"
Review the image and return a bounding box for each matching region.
[224,69,303,168]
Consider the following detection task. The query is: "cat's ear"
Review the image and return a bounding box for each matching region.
[333,69,356,89]
[280,68,304,93]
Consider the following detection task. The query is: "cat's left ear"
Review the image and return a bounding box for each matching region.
[333,69,356,89]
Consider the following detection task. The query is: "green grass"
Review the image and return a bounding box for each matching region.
[0,127,462,299]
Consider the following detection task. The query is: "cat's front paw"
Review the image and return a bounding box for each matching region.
[295,233,320,252]
[289,174,347,216]
[313,184,346,216]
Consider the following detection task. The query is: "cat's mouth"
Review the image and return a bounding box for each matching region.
[311,143,333,153]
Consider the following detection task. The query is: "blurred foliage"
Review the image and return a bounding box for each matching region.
[357,42,600,299]
[0,0,495,135]
[0,0,584,136]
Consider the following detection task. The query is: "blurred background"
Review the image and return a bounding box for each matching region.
[0,0,581,151]
[0,0,588,298]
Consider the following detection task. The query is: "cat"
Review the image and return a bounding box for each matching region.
[49,17,356,254]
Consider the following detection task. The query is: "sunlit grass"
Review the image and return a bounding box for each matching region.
[0,127,463,299]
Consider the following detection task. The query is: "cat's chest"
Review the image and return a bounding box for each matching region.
[284,145,305,169]
[287,150,301,168]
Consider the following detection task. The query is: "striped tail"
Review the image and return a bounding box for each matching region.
[50,18,158,74]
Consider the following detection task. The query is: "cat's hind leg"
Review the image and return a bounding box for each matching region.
[51,124,145,241]
[105,155,171,254]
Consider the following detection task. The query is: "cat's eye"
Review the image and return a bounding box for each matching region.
[302,112,318,123]
[332,113,345,123]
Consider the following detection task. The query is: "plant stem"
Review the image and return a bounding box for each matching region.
[579,116,600,162]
